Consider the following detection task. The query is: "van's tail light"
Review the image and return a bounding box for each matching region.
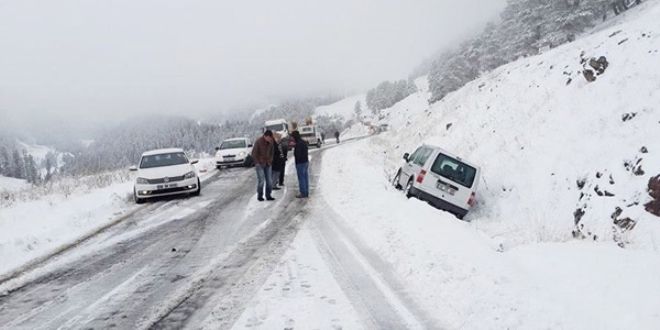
[467,192,476,206]
[416,170,427,183]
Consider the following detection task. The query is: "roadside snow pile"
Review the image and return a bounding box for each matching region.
[374,1,660,251]
[0,180,136,278]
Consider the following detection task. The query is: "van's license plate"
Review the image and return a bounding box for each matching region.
[157,183,178,189]
[436,182,455,195]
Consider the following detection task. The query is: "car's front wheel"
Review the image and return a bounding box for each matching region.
[404,178,415,199]
[134,188,145,204]
[191,178,201,197]
[392,169,403,190]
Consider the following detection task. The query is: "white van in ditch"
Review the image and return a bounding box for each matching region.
[392,144,480,219]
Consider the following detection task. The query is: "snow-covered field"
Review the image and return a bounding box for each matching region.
[0,158,217,279]
[0,176,28,192]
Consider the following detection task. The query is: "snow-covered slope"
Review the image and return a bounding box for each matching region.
[374,0,660,251]
[314,94,366,119]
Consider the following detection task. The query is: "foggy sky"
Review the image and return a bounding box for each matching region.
[0,0,505,124]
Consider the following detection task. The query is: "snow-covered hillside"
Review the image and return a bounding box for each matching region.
[314,76,429,123]
[314,94,366,119]
[372,0,660,251]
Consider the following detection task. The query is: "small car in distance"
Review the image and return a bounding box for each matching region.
[392,144,480,219]
[215,137,254,169]
[130,148,201,204]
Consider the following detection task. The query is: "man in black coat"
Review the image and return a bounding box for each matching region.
[271,133,286,190]
[291,131,309,198]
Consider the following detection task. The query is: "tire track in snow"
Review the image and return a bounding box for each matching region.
[308,152,445,329]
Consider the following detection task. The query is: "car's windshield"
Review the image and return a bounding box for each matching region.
[265,124,285,132]
[220,140,247,149]
[139,152,189,169]
[430,153,477,188]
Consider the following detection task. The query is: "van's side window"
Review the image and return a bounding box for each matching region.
[408,147,423,163]
[415,148,433,166]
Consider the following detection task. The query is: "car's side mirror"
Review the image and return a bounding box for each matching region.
[403,153,409,162]
[248,144,253,147]
[129,166,138,171]
[190,160,199,165]
[215,147,220,151]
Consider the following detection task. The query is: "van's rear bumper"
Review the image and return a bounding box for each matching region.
[412,187,469,219]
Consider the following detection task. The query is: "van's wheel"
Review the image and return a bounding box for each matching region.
[392,169,403,190]
[404,178,415,198]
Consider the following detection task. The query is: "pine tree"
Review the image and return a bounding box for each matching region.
[11,149,24,179]
[0,146,10,177]
[23,153,39,184]
[354,101,362,120]
[405,77,418,95]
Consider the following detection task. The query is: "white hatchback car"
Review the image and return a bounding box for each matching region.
[130,148,201,204]
[393,144,480,219]
[215,137,254,168]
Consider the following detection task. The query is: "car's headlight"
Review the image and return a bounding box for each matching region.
[239,151,246,157]
[184,171,196,179]
[136,177,149,184]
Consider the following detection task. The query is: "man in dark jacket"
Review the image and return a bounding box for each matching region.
[251,130,275,201]
[334,131,340,144]
[291,130,309,198]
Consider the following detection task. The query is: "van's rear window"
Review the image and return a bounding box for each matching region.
[430,154,477,188]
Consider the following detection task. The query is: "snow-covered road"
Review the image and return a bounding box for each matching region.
[0,138,438,330]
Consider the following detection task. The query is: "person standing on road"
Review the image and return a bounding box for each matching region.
[291,131,309,198]
[272,133,285,190]
[334,131,340,144]
[279,136,288,186]
[251,130,275,201]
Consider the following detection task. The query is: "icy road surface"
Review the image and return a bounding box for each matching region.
[0,139,439,330]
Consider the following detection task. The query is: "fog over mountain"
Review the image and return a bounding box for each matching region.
[0,0,505,129]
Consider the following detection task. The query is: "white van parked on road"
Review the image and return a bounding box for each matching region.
[392,144,480,219]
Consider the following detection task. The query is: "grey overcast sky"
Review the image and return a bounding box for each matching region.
[0,0,505,124]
